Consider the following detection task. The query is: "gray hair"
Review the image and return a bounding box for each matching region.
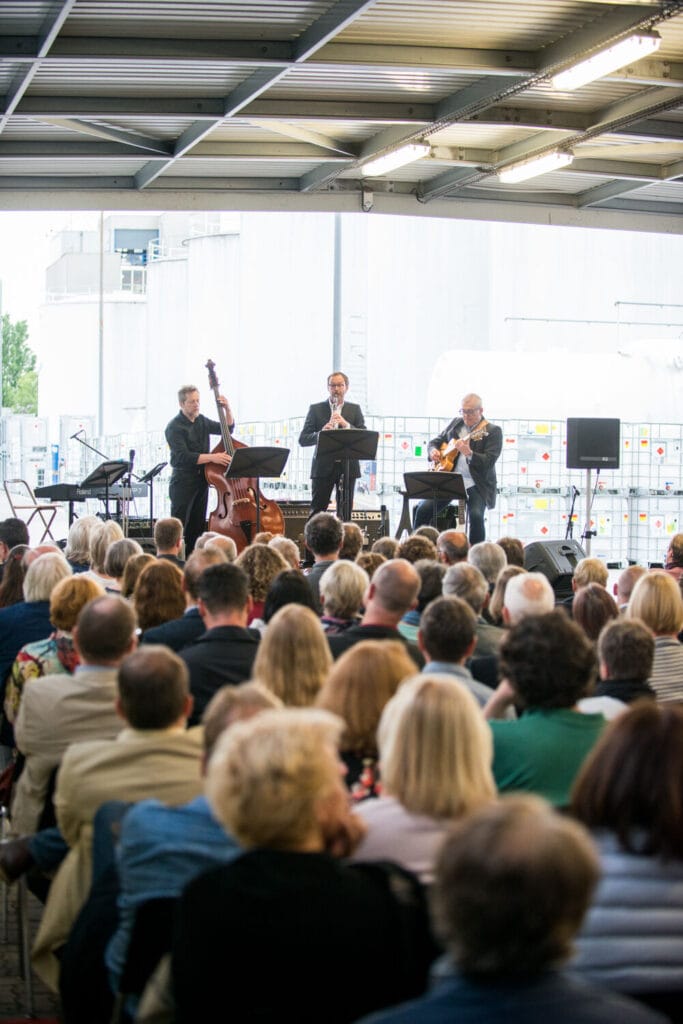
[442,563,488,615]
[23,552,72,602]
[468,542,507,586]
[504,572,555,625]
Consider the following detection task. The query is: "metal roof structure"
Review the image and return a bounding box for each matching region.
[3,0,683,231]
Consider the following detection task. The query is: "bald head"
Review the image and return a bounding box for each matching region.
[503,572,555,626]
[614,564,646,607]
[364,558,420,624]
[437,530,469,566]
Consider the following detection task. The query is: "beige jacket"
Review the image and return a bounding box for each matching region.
[12,666,121,835]
[32,725,204,990]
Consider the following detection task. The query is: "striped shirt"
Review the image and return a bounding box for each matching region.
[649,636,683,703]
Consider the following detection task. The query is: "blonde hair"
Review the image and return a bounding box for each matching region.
[253,604,332,706]
[206,707,343,849]
[379,674,495,819]
[573,557,608,589]
[316,640,415,755]
[627,570,683,636]
[89,520,125,574]
[319,559,368,619]
[268,536,301,572]
[64,515,100,565]
[23,552,72,602]
[488,564,526,625]
[50,574,105,631]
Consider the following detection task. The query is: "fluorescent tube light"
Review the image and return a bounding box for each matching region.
[498,150,573,184]
[552,32,661,91]
[360,143,430,177]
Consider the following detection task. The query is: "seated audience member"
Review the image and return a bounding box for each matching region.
[63,515,99,574]
[340,521,364,561]
[664,532,683,582]
[414,525,439,545]
[28,645,204,991]
[352,675,496,884]
[571,702,683,1013]
[179,562,260,724]
[235,543,289,624]
[154,517,185,567]
[468,541,506,593]
[253,531,273,544]
[485,611,604,806]
[614,564,647,612]
[268,535,301,572]
[443,562,503,656]
[573,582,619,642]
[319,560,368,633]
[436,529,469,566]
[0,552,72,763]
[398,535,438,565]
[84,520,125,589]
[0,543,31,608]
[359,796,661,1024]
[304,512,343,612]
[371,536,399,561]
[172,708,438,1024]
[496,535,525,568]
[0,517,30,575]
[578,618,656,719]
[141,547,226,650]
[417,596,495,709]
[5,574,104,724]
[627,570,683,703]
[103,538,143,594]
[203,534,237,561]
[120,552,155,599]
[399,559,446,642]
[133,559,185,632]
[356,551,385,580]
[561,556,609,616]
[193,530,218,549]
[316,640,415,800]
[254,604,332,706]
[258,569,317,631]
[487,564,526,626]
[104,682,281,1001]
[327,559,423,667]
[11,596,138,835]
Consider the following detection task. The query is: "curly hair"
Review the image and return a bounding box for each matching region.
[397,535,437,564]
[498,611,596,709]
[235,544,289,603]
[133,560,185,632]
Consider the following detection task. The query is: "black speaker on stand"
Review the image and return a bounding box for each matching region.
[524,539,587,601]
[566,418,620,556]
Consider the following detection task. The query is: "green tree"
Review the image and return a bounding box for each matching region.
[2,313,38,414]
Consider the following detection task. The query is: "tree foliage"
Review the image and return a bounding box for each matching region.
[2,313,38,414]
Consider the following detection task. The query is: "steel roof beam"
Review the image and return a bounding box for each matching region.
[34,117,170,154]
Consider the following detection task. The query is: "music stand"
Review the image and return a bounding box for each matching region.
[225,447,290,537]
[403,471,467,530]
[315,429,379,522]
[139,461,168,527]
[81,460,129,521]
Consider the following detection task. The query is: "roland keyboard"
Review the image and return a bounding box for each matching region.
[35,483,148,502]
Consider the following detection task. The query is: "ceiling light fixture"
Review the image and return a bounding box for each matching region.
[498,150,574,184]
[552,31,661,91]
[360,142,431,177]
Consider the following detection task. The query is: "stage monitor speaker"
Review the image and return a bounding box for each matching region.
[566,418,620,470]
[524,538,587,600]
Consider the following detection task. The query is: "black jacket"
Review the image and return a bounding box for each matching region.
[299,400,366,479]
[428,417,502,509]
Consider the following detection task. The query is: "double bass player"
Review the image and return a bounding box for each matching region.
[165,384,234,555]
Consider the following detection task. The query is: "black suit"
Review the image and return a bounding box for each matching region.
[141,607,205,652]
[327,624,424,668]
[179,625,260,725]
[299,400,366,516]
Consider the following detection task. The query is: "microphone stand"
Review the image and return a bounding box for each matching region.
[71,432,138,531]
[565,486,579,540]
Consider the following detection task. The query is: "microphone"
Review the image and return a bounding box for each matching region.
[129,448,136,473]
[573,485,580,496]
[70,429,84,439]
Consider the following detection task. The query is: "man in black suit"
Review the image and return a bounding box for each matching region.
[414,392,502,544]
[299,371,366,517]
[141,548,226,651]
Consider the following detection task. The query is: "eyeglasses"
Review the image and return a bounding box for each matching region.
[460,407,481,415]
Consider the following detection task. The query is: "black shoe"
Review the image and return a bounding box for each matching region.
[0,835,35,883]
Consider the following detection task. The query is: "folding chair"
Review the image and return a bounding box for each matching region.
[3,479,59,544]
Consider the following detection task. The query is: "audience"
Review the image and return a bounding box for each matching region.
[614,564,647,611]
[573,581,619,642]
[496,535,525,567]
[259,568,317,629]
[316,639,414,799]
[352,675,496,884]
[339,521,364,561]
[398,558,445,642]
[254,604,332,706]
[413,525,439,545]
[417,595,496,709]
[120,552,155,599]
[371,536,399,560]
[578,618,656,719]
[443,562,503,656]
[486,563,526,626]
[468,540,506,592]
[235,543,289,623]
[84,521,125,589]
[203,534,237,561]
[268,534,301,571]
[318,559,368,633]
[436,529,469,566]
[141,547,226,650]
[103,538,143,594]
[356,550,385,579]
[0,543,31,608]
[303,512,343,612]
[133,559,185,632]
[360,796,660,1024]
[154,517,185,567]
[0,517,30,574]
[571,702,683,1015]
[663,532,683,582]
[63,515,99,573]
[397,535,437,564]
[627,570,683,703]
[172,708,437,1023]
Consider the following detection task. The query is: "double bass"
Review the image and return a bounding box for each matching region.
[204,359,284,553]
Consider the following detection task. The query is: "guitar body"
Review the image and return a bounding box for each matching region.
[432,422,489,473]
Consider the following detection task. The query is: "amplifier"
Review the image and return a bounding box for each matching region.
[279,503,390,554]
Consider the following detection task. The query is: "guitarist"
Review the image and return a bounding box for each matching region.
[413,393,502,543]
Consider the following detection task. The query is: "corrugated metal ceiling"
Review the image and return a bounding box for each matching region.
[1,0,683,231]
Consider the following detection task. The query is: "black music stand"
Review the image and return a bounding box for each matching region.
[315,429,379,522]
[139,462,167,527]
[225,447,290,537]
[403,471,467,530]
[81,460,129,521]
